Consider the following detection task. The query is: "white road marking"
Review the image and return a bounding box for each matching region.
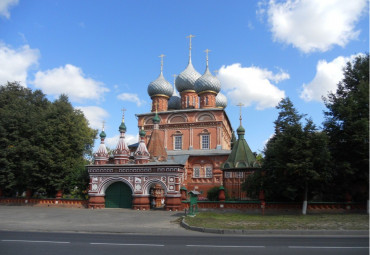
[289,246,368,249]
[90,242,164,247]
[186,245,265,248]
[2,240,70,244]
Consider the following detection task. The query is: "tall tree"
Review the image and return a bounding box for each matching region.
[260,98,331,209]
[0,82,96,197]
[323,54,369,201]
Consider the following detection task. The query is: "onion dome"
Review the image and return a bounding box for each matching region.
[175,34,201,92]
[168,80,181,110]
[168,95,181,109]
[119,121,126,132]
[152,111,161,124]
[195,67,221,94]
[148,54,173,98]
[194,49,221,94]
[148,73,173,97]
[216,92,228,108]
[99,129,107,139]
[176,62,201,92]
[139,127,146,137]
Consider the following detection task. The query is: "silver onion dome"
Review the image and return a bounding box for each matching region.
[194,66,221,94]
[175,62,201,92]
[216,92,227,108]
[147,73,173,98]
[168,95,181,109]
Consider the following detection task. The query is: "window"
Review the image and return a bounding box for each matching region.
[174,135,182,150]
[205,96,209,105]
[205,166,213,178]
[193,165,212,178]
[193,167,200,178]
[186,96,189,108]
[201,134,210,149]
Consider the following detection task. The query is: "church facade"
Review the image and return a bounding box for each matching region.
[87,37,258,210]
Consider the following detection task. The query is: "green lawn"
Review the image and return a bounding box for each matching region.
[184,212,369,230]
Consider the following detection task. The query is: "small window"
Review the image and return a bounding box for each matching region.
[201,134,210,149]
[205,166,213,178]
[174,135,182,150]
[186,96,189,108]
[205,96,209,105]
[193,167,200,178]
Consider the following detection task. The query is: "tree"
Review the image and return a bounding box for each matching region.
[0,82,96,197]
[260,98,331,211]
[323,54,369,201]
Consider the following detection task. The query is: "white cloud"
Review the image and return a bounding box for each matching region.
[0,43,39,86]
[105,133,139,149]
[263,0,367,53]
[0,0,18,19]
[33,64,109,102]
[218,63,287,110]
[300,54,363,102]
[117,92,145,107]
[75,106,109,129]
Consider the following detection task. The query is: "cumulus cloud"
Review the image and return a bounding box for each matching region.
[262,0,367,53]
[105,133,139,149]
[300,54,364,102]
[0,43,39,86]
[75,106,109,129]
[33,64,109,102]
[117,93,145,107]
[218,63,287,110]
[0,0,18,19]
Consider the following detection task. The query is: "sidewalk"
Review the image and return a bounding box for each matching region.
[0,205,368,236]
[0,205,193,235]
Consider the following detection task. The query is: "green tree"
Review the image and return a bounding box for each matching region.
[0,82,96,197]
[261,98,331,210]
[323,54,369,201]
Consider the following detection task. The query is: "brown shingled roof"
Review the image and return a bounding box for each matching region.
[147,129,167,161]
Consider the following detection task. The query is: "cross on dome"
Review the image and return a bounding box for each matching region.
[186,34,195,62]
[204,49,211,68]
[159,54,165,74]
[237,102,244,126]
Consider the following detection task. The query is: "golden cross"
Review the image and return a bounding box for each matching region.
[121,107,126,122]
[159,54,165,73]
[237,103,244,125]
[102,120,106,131]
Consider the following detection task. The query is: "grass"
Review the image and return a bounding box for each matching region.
[184,212,369,230]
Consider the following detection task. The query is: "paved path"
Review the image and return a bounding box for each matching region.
[0,205,197,235]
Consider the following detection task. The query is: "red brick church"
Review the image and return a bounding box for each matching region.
[87,36,259,210]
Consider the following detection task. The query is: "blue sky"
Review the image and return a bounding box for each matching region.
[1,0,368,153]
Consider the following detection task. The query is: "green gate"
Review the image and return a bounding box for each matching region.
[105,182,132,208]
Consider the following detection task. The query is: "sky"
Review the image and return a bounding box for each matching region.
[0,0,368,154]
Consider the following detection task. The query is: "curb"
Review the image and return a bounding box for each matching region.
[180,218,369,236]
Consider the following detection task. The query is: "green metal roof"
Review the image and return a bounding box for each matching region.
[221,124,260,169]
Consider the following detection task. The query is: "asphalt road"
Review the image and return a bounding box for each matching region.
[0,231,368,255]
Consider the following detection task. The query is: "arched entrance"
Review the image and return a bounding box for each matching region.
[105,182,132,208]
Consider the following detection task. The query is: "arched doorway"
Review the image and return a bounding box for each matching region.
[105,182,132,208]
